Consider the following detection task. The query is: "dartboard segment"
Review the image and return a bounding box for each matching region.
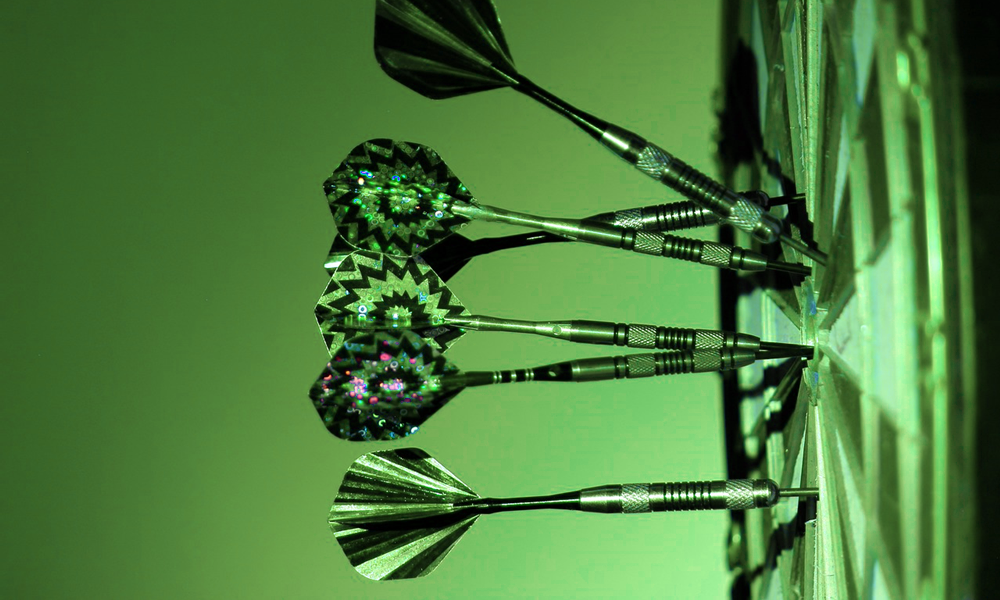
[720,0,975,598]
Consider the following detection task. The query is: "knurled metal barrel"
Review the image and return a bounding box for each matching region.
[567,352,696,382]
[586,201,720,231]
[610,325,759,352]
[567,349,754,381]
[623,230,769,271]
[630,142,782,244]
[578,480,780,513]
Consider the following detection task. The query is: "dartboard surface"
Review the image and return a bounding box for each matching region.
[717,0,976,598]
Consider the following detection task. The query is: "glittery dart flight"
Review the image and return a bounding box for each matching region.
[316,249,470,353]
[324,139,474,256]
[310,330,462,442]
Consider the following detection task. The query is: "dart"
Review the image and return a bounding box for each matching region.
[584,191,805,231]
[325,193,805,280]
[326,139,811,275]
[372,0,827,265]
[329,448,820,580]
[316,249,815,359]
[310,330,756,441]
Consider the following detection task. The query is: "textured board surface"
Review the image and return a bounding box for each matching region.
[718,0,976,598]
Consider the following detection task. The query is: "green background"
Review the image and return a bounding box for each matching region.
[2,1,729,597]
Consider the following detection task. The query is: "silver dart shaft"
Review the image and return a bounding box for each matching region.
[448,200,772,272]
[454,479,818,514]
[326,316,813,356]
[583,193,804,232]
[443,316,766,352]
[443,348,756,388]
[513,78,783,244]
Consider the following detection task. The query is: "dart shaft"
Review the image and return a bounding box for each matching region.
[458,479,814,514]
[512,77,782,244]
[449,201,771,272]
[445,348,755,388]
[585,201,721,231]
[445,316,762,352]
[578,480,779,513]
[583,193,804,232]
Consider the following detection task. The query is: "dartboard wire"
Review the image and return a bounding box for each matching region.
[800,4,861,596]
[740,3,825,598]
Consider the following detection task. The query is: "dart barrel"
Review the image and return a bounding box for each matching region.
[579,479,781,513]
[585,201,720,231]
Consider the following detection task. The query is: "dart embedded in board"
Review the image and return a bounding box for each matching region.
[324,195,806,282]
[329,448,819,580]
[309,330,765,441]
[325,139,811,275]
[315,249,815,358]
[372,0,828,264]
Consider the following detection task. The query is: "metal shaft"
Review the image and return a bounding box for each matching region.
[456,479,817,514]
[512,77,783,244]
[445,348,755,388]
[448,200,774,272]
[585,201,721,231]
[583,193,804,232]
[444,316,764,352]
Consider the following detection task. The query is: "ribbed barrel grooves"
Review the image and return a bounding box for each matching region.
[493,369,534,384]
[659,235,702,263]
[657,327,696,350]
[663,481,714,511]
[654,352,694,376]
[661,159,734,217]
[654,202,718,230]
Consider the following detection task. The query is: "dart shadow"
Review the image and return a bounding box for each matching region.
[729,497,818,599]
[717,42,822,262]
[736,269,802,296]
[735,358,804,411]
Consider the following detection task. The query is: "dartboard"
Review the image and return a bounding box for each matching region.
[717,0,976,598]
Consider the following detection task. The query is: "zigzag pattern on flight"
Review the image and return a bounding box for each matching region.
[316,250,470,353]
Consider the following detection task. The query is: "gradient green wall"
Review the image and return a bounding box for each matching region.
[2,1,728,597]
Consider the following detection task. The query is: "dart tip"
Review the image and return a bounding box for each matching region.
[758,341,813,352]
[779,234,828,265]
[767,260,813,276]
[756,342,815,360]
[779,487,820,499]
[756,348,814,361]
